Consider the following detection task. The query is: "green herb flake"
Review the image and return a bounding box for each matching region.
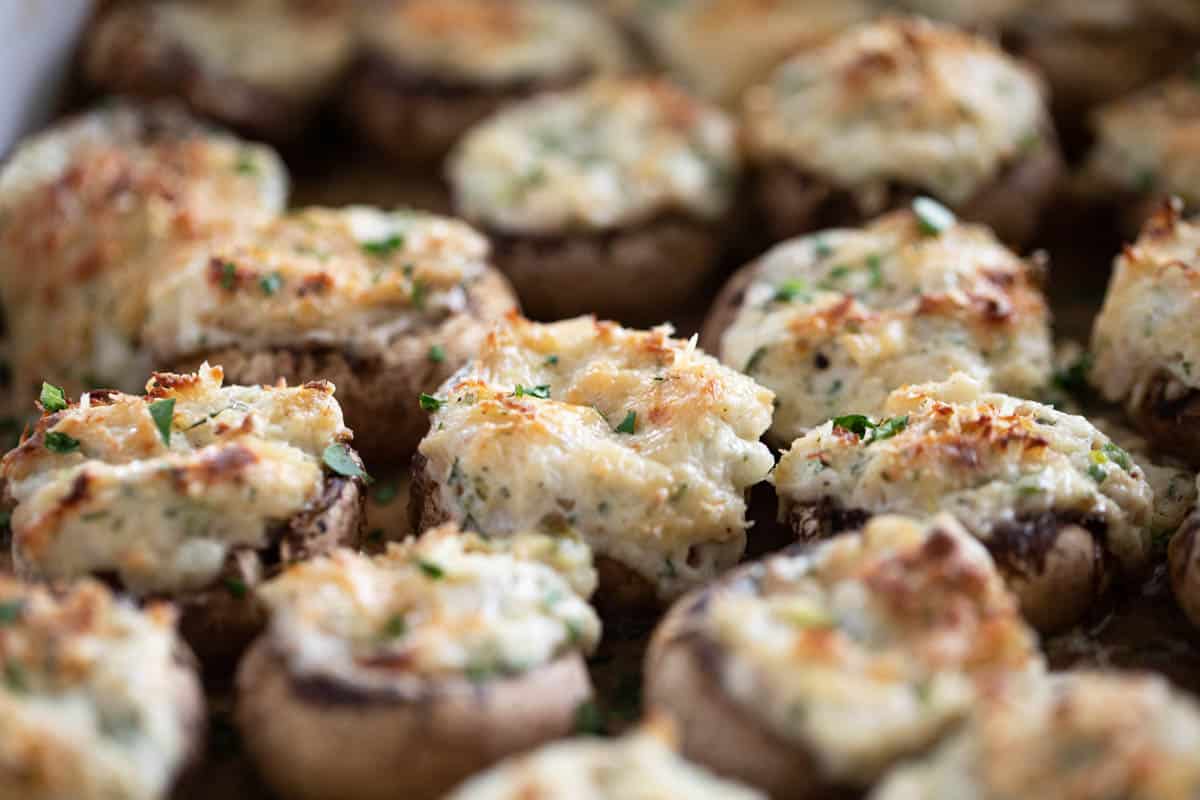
[866,254,884,289]
[544,355,559,366]
[44,431,80,454]
[1087,463,1108,483]
[427,344,445,363]
[1101,442,1133,472]
[419,393,444,412]
[234,151,258,175]
[615,411,637,434]
[382,614,407,639]
[773,279,810,303]
[362,234,405,257]
[573,700,606,735]
[259,272,283,296]
[913,196,956,236]
[1053,352,1093,395]
[148,399,175,446]
[832,414,873,439]
[39,382,67,412]
[871,415,909,442]
[514,384,551,399]
[224,578,249,598]
[411,278,426,310]
[0,600,24,625]
[322,443,371,483]
[220,262,238,290]
[745,346,768,374]
[417,559,445,580]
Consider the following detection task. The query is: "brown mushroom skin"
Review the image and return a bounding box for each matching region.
[1119,371,1200,471]
[476,214,726,326]
[235,638,593,800]
[344,53,589,163]
[1169,513,1200,629]
[644,572,837,799]
[752,136,1063,248]
[779,500,1109,633]
[172,268,518,467]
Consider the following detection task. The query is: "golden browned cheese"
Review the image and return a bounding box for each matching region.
[695,514,1040,784]
[2,364,349,595]
[0,104,287,400]
[873,671,1200,800]
[0,578,198,800]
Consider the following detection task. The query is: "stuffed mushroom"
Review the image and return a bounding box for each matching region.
[0,364,366,672]
[0,102,287,402]
[83,0,354,141]
[236,524,601,800]
[346,0,631,162]
[645,513,1041,797]
[448,77,739,322]
[142,206,519,466]
[0,577,204,800]
[772,373,1173,632]
[1081,66,1200,235]
[412,315,776,620]
[702,203,1053,448]
[742,16,1062,246]
[872,670,1200,800]
[1091,202,1200,467]
[608,0,873,106]
[446,717,765,799]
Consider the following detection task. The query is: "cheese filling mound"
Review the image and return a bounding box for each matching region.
[2,364,351,595]
[705,514,1038,783]
[1093,207,1200,412]
[91,0,353,99]
[719,208,1052,445]
[774,373,1157,573]
[0,104,288,397]
[1085,71,1200,205]
[743,17,1050,208]
[417,316,775,600]
[448,78,739,233]
[361,0,629,86]
[872,672,1200,800]
[447,721,765,799]
[259,525,600,690]
[144,206,491,362]
[609,0,874,105]
[0,579,196,800]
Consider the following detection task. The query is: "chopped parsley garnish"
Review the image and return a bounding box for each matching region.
[1087,463,1108,483]
[544,355,559,366]
[373,481,398,506]
[234,151,258,175]
[773,279,810,303]
[382,614,407,638]
[573,700,606,735]
[259,272,283,296]
[39,382,67,412]
[745,346,767,374]
[866,254,884,289]
[513,384,551,399]
[0,600,24,625]
[419,393,444,412]
[322,443,371,483]
[1052,352,1093,395]
[832,414,908,444]
[44,431,80,454]
[148,399,175,445]
[417,559,445,580]
[224,578,249,598]
[362,234,405,257]
[913,196,956,236]
[1101,442,1133,472]
[427,344,445,363]
[615,411,637,434]
[220,262,238,290]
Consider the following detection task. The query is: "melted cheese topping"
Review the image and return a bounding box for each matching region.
[448,78,738,233]
[1092,207,1200,407]
[2,364,351,595]
[417,316,775,600]
[259,525,600,690]
[611,0,873,105]
[719,209,1052,445]
[774,374,1156,572]
[743,17,1050,206]
[872,672,1200,800]
[448,722,766,799]
[143,206,492,361]
[1085,72,1200,205]
[360,0,630,85]
[0,104,288,397]
[704,514,1038,783]
[93,0,353,99]
[0,579,194,800]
